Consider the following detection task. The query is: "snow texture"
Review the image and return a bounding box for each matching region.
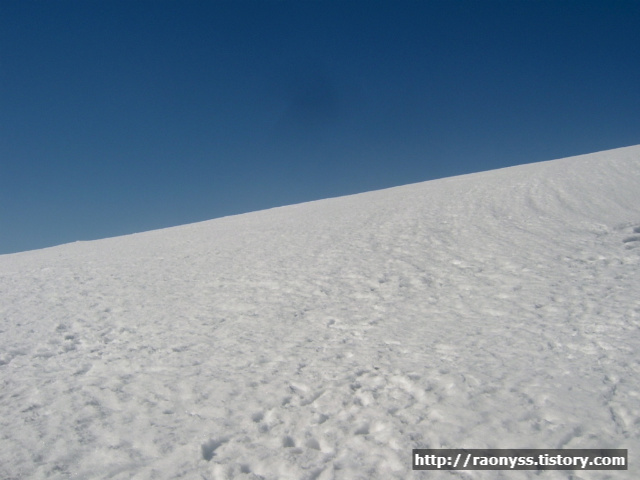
[1,146,639,479]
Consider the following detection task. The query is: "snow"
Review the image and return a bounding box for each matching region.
[1,145,639,479]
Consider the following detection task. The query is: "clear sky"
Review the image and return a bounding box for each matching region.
[1,0,639,255]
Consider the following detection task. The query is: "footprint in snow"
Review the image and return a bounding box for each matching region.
[282,435,295,448]
[618,224,640,249]
[201,437,227,461]
[622,235,640,246]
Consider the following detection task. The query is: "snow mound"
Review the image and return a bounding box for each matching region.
[1,145,639,479]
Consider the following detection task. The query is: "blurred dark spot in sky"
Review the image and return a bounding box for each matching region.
[273,62,346,143]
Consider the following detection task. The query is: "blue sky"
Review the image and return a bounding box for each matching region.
[1,1,639,254]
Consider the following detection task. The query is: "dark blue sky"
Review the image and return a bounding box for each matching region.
[2,1,639,254]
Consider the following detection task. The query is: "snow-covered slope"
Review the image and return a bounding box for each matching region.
[1,146,639,480]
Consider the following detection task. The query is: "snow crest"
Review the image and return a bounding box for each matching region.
[1,146,639,479]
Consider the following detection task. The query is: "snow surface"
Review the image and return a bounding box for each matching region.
[1,146,639,480]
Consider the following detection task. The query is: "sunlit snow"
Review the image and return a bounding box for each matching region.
[1,146,639,479]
